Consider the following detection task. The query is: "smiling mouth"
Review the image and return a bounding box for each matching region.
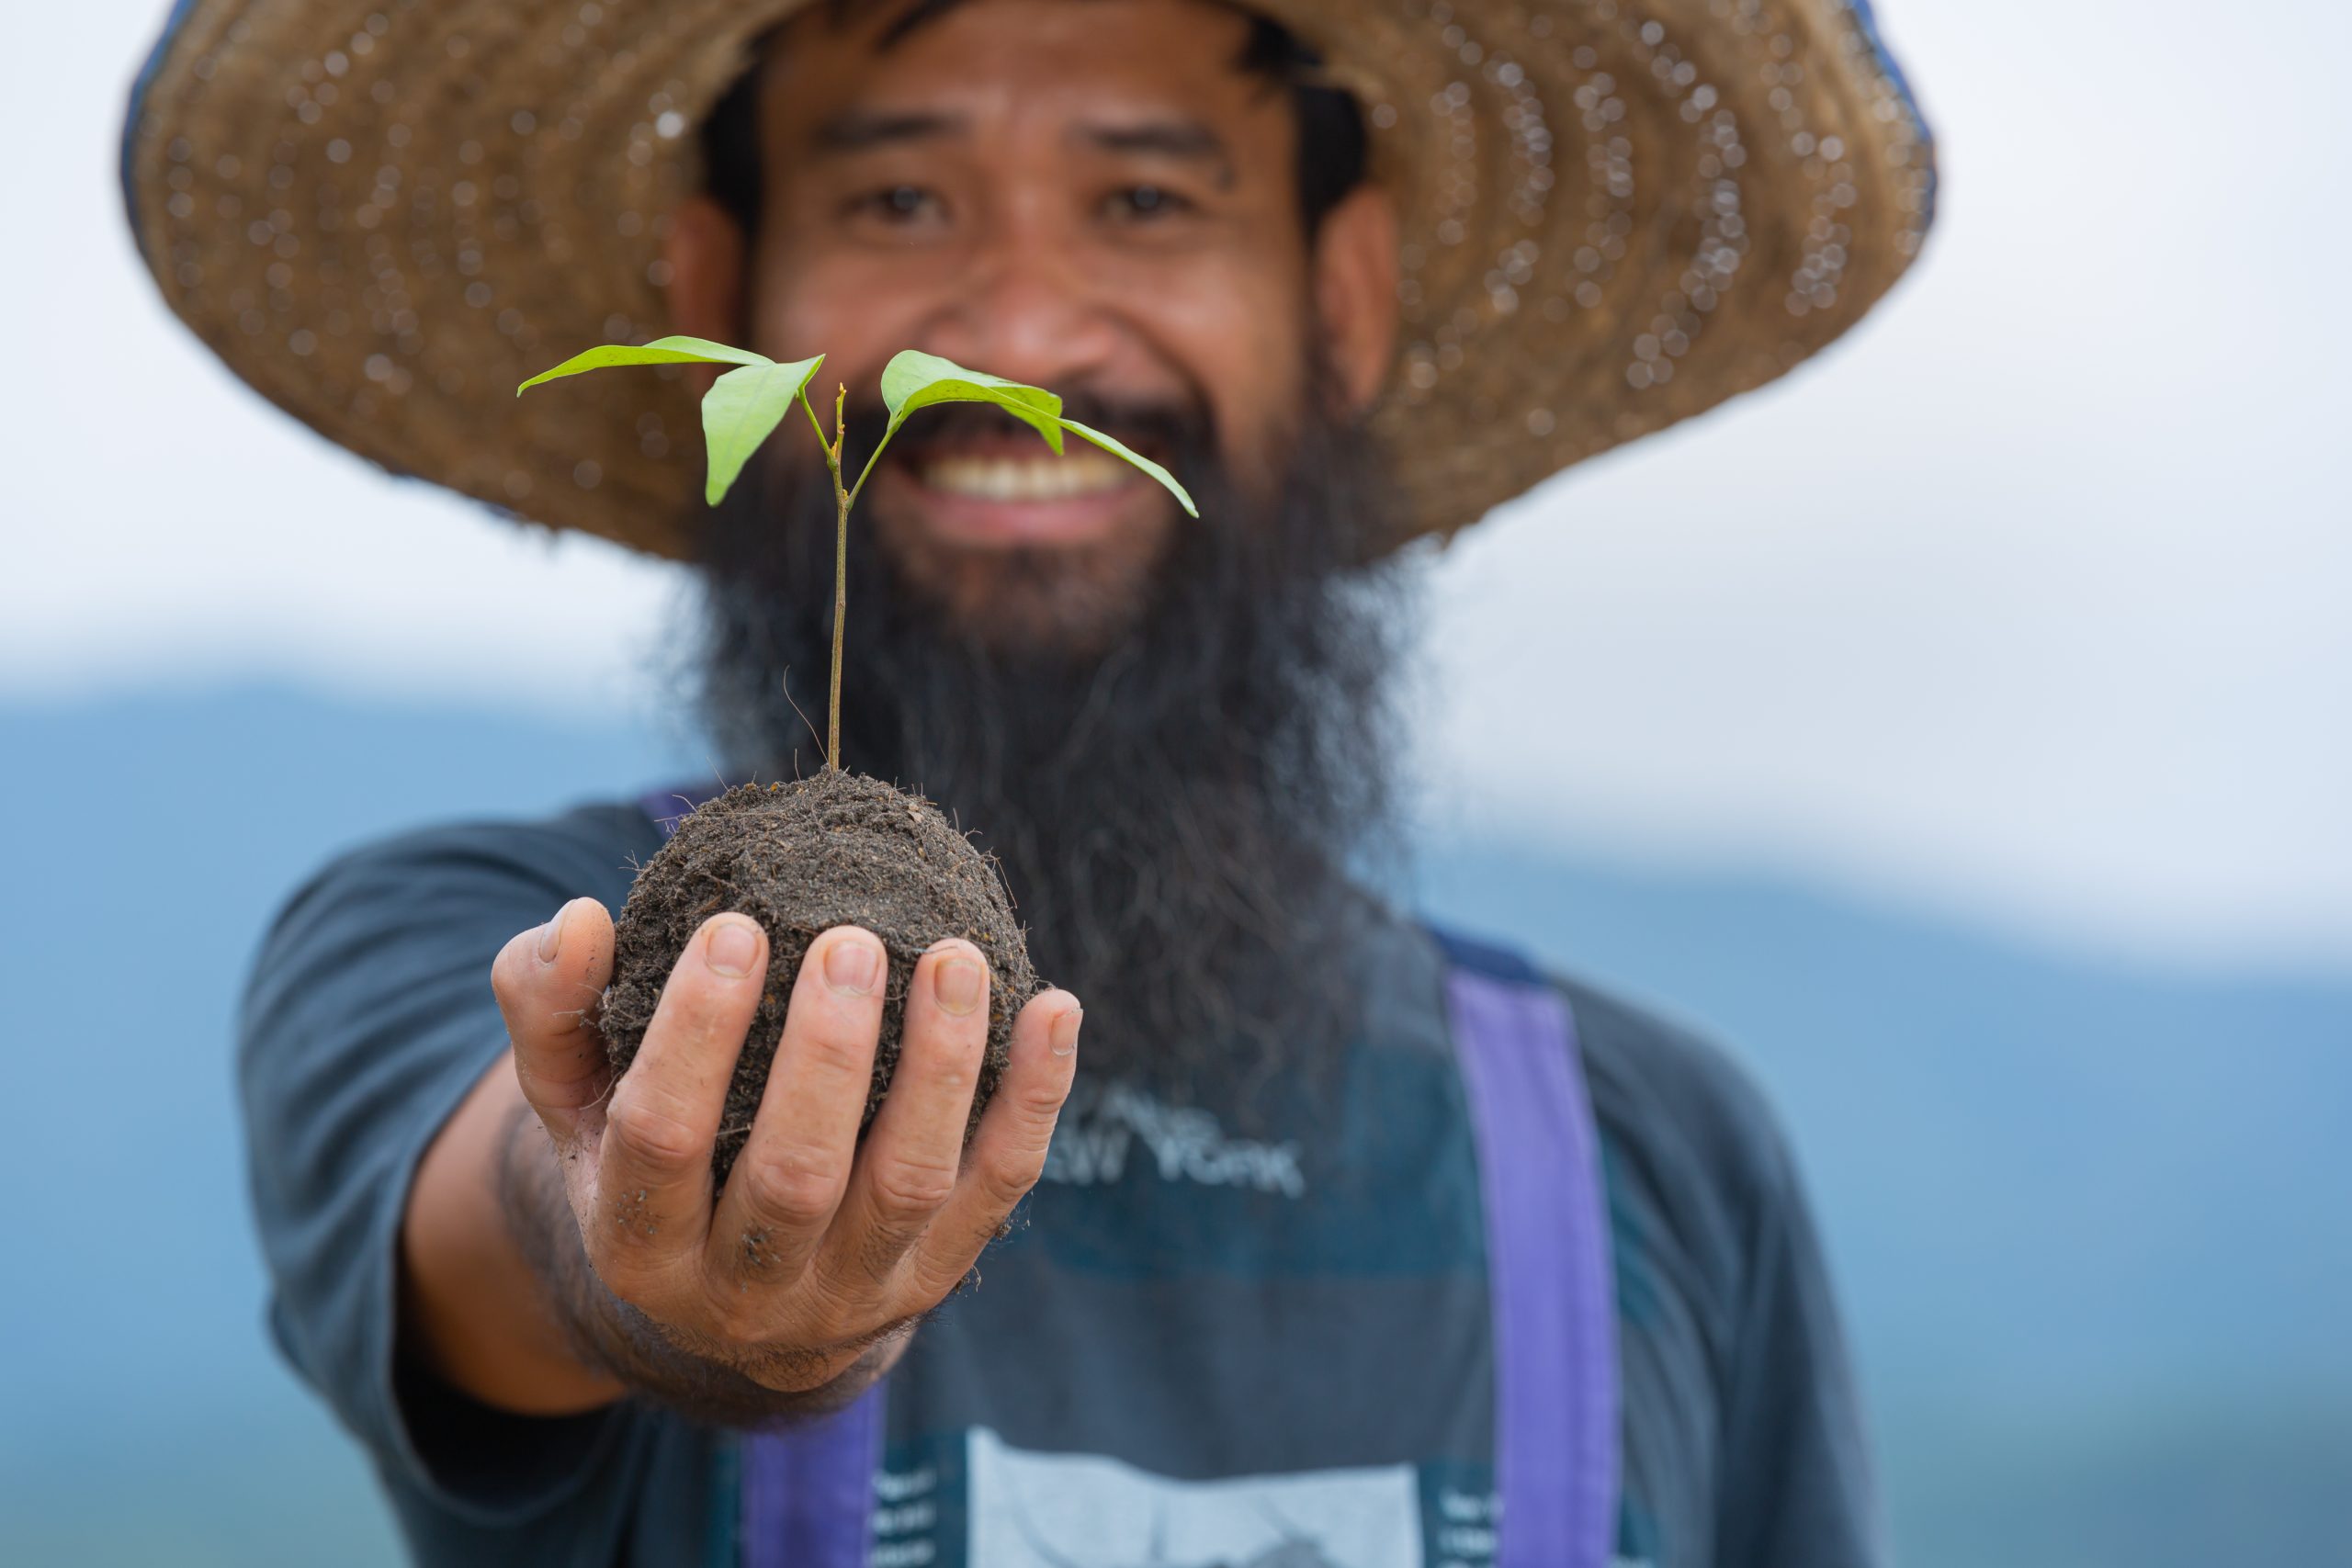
[877,406,1180,549]
[915,450,1137,502]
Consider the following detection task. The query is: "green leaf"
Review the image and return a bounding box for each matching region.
[878,349,1065,453]
[869,351,1196,514]
[1057,416,1198,518]
[515,334,773,395]
[700,355,826,505]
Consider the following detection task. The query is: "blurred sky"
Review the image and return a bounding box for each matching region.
[6,0,2347,972]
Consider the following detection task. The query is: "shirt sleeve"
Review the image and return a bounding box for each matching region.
[1564,976,1886,1568]
[235,804,659,1532]
[1708,1085,1886,1568]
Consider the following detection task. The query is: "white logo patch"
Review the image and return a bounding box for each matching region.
[1041,1078,1306,1199]
[959,1427,1423,1567]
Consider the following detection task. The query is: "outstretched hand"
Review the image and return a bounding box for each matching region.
[491,897,1081,1394]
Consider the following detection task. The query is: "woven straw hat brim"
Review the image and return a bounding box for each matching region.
[123,0,1935,562]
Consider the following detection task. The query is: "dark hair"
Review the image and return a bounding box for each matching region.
[699,1,1368,243]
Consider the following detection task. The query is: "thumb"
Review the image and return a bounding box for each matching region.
[492,897,617,1145]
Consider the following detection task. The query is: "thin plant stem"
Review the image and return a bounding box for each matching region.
[845,421,900,512]
[827,384,849,773]
[797,388,831,455]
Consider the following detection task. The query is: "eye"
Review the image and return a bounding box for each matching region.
[852,185,945,223]
[1104,184,1193,221]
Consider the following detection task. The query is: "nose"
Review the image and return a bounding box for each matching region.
[914,212,1122,394]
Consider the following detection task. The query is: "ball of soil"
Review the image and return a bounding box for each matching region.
[600,771,1037,1181]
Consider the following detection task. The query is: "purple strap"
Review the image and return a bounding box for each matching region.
[740,1385,887,1568]
[1447,961,1621,1568]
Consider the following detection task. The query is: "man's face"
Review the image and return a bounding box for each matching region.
[668,0,1392,648]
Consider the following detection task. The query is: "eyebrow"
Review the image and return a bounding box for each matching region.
[1072,118,1235,186]
[811,108,968,152]
[808,108,1238,187]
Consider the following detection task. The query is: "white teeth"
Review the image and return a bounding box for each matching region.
[921,453,1131,502]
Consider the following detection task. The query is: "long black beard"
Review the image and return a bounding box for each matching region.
[691,395,1416,1107]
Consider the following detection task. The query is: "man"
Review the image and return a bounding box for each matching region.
[125,0,1934,1562]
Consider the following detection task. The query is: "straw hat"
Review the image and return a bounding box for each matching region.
[121,0,1935,561]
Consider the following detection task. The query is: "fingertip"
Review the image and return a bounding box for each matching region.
[527,897,614,966]
[498,906,569,1001]
[499,904,621,1128]
[1018,987,1081,1037]
[811,924,886,998]
[917,939,988,1019]
[1004,990,1082,1081]
[697,911,766,978]
[492,924,534,1000]
[537,902,571,963]
[1048,999,1082,1058]
[552,898,618,995]
[569,896,616,942]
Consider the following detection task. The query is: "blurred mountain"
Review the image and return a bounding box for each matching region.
[4,688,2346,1566]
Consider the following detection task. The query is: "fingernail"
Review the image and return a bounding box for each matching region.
[707,919,760,977]
[933,953,984,1016]
[537,902,569,962]
[824,933,881,996]
[1050,1005,1083,1057]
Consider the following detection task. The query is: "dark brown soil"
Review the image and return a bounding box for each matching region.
[600,771,1037,1180]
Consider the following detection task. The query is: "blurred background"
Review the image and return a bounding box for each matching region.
[6,0,2347,1563]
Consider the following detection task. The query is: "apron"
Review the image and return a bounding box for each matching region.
[639,792,1621,1568]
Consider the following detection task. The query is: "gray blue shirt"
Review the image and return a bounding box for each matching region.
[240,802,1882,1566]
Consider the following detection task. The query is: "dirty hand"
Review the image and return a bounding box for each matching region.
[491,897,1081,1394]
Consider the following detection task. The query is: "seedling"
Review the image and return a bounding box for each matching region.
[520,335,1194,768]
[516,335,1194,1174]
